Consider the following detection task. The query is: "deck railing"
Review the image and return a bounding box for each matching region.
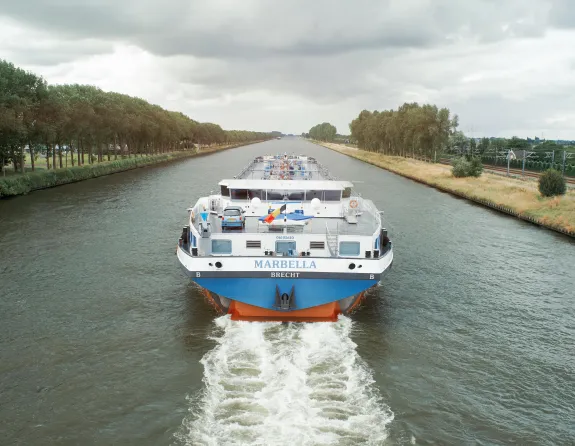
[361,198,383,238]
[188,202,381,239]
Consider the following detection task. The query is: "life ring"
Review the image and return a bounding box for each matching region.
[350,199,359,209]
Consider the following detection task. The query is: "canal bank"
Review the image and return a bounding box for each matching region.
[0,140,267,198]
[314,140,575,238]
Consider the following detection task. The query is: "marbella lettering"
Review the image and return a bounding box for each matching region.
[254,260,317,269]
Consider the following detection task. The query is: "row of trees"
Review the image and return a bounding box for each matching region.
[349,103,458,159]
[0,59,272,173]
[307,122,337,142]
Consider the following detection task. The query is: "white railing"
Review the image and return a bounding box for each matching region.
[361,198,383,237]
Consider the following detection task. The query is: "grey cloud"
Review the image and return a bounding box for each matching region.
[2,0,574,137]
[549,0,575,28]
[0,0,553,59]
[4,40,115,66]
[168,49,389,104]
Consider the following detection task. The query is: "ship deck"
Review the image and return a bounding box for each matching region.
[237,162,329,180]
[196,212,378,236]
[235,156,334,181]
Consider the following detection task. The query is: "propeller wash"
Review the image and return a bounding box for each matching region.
[175,315,394,446]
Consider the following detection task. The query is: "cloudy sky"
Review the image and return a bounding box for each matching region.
[1,0,575,138]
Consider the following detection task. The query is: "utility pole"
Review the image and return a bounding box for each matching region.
[522,150,526,177]
[544,151,555,170]
[563,151,575,176]
[522,151,537,178]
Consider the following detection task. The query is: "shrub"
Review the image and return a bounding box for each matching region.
[468,157,483,177]
[452,157,470,177]
[452,156,483,178]
[538,169,566,197]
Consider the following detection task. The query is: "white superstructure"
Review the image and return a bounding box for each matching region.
[176,153,393,321]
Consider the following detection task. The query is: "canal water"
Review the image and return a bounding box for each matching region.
[0,139,573,445]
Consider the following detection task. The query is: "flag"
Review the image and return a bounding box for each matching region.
[264,204,286,223]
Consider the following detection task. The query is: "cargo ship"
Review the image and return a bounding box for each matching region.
[176,153,393,321]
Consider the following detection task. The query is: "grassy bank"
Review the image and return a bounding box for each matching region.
[314,141,575,238]
[0,141,263,198]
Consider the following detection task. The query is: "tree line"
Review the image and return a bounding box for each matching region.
[349,103,458,160]
[307,122,337,142]
[0,59,272,173]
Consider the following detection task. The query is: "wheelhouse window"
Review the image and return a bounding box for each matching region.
[287,191,304,201]
[266,190,283,201]
[248,190,264,200]
[276,241,296,256]
[212,239,232,254]
[305,190,322,201]
[231,189,248,200]
[324,190,341,201]
[220,185,230,197]
[339,241,360,256]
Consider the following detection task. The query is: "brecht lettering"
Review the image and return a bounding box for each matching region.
[270,272,300,278]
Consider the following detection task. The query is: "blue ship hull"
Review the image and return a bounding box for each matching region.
[194,277,378,310]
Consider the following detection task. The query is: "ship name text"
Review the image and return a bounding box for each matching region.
[254,260,317,269]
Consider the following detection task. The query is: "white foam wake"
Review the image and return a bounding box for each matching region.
[176,315,393,446]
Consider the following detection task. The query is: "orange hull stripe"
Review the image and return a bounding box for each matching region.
[346,291,365,313]
[229,300,341,322]
[202,289,224,314]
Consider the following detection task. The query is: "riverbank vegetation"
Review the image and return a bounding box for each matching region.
[317,142,575,236]
[0,59,272,176]
[0,144,247,197]
[307,123,337,142]
[348,103,458,161]
[539,169,567,197]
[451,156,483,178]
[310,101,574,235]
[341,104,575,175]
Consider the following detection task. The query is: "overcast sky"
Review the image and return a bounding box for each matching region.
[1,0,575,138]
